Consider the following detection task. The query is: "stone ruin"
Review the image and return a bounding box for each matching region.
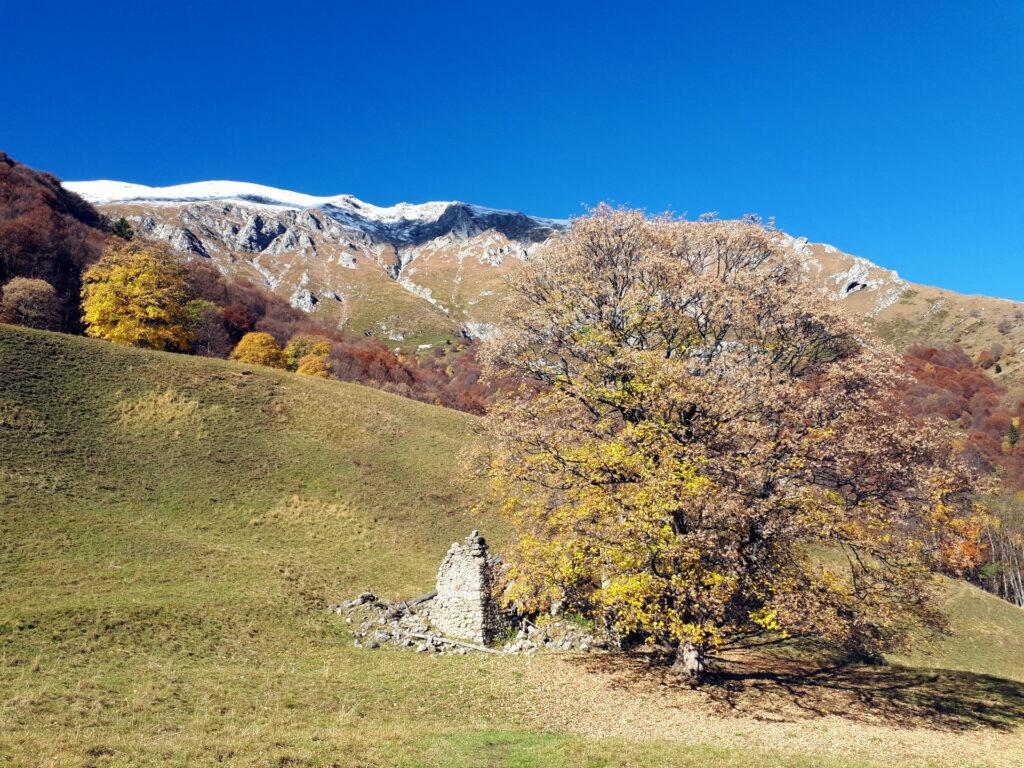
[331,530,602,656]
[430,530,504,644]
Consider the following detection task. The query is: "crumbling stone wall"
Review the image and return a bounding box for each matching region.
[431,530,503,644]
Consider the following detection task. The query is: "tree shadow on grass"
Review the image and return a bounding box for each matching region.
[564,648,1024,733]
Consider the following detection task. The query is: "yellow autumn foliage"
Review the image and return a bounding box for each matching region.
[284,334,332,370]
[230,332,286,369]
[80,239,192,350]
[295,354,330,378]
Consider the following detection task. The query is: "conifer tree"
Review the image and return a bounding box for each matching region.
[111,217,134,241]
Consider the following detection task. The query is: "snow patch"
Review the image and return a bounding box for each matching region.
[67,179,456,226]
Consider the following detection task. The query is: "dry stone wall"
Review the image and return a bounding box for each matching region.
[430,530,503,644]
[333,530,607,655]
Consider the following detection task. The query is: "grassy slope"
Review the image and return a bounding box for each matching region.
[1,325,1023,767]
[872,283,1024,388]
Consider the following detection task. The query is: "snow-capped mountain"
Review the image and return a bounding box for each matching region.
[66,180,566,343]
[66,180,563,247]
[64,179,910,346]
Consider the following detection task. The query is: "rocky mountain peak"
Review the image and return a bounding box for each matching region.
[61,178,923,349]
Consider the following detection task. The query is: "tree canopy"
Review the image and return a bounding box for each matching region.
[230,331,287,369]
[482,207,985,679]
[80,240,192,350]
[110,217,135,241]
[284,333,332,370]
[295,353,331,378]
[0,151,106,330]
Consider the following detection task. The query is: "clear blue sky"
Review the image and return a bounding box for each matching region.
[2,1,1022,298]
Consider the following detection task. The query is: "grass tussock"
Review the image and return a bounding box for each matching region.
[0,398,45,432]
[114,388,216,434]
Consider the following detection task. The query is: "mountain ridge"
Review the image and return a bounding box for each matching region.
[63,179,567,343]
[63,178,1024,387]
[64,179,567,229]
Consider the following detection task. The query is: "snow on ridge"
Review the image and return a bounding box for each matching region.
[64,180,328,209]
[466,203,568,228]
[64,180,459,225]
[62,179,562,228]
[333,196,452,224]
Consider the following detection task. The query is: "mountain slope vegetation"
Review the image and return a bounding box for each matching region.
[0,152,107,330]
[2,324,1024,767]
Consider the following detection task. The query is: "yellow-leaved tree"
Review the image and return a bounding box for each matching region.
[230,331,287,369]
[482,207,987,681]
[81,239,192,350]
[295,354,330,378]
[284,333,332,370]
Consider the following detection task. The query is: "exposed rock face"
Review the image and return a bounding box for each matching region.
[80,180,1024,374]
[431,530,504,644]
[62,180,931,347]
[64,182,561,343]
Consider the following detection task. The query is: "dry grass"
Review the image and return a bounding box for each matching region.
[522,647,1024,768]
[0,398,45,432]
[256,494,356,525]
[115,388,218,437]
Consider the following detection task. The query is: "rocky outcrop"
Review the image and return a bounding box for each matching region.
[236,214,286,253]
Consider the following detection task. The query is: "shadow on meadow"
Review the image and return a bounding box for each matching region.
[563,648,1024,733]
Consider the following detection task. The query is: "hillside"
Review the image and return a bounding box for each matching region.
[2,324,1024,767]
[64,180,1024,386]
[0,153,107,330]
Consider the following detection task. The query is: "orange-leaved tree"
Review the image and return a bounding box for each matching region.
[482,207,986,681]
[230,331,287,369]
[80,239,192,350]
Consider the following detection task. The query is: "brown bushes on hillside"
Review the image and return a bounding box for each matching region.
[898,345,1024,604]
[183,259,496,412]
[327,336,492,414]
[0,152,106,330]
[0,277,62,330]
[899,344,1023,486]
[185,260,312,344]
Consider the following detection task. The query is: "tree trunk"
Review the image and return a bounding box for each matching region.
[671,642,706,683]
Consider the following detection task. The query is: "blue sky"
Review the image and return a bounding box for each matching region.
[2,1,1022,298]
